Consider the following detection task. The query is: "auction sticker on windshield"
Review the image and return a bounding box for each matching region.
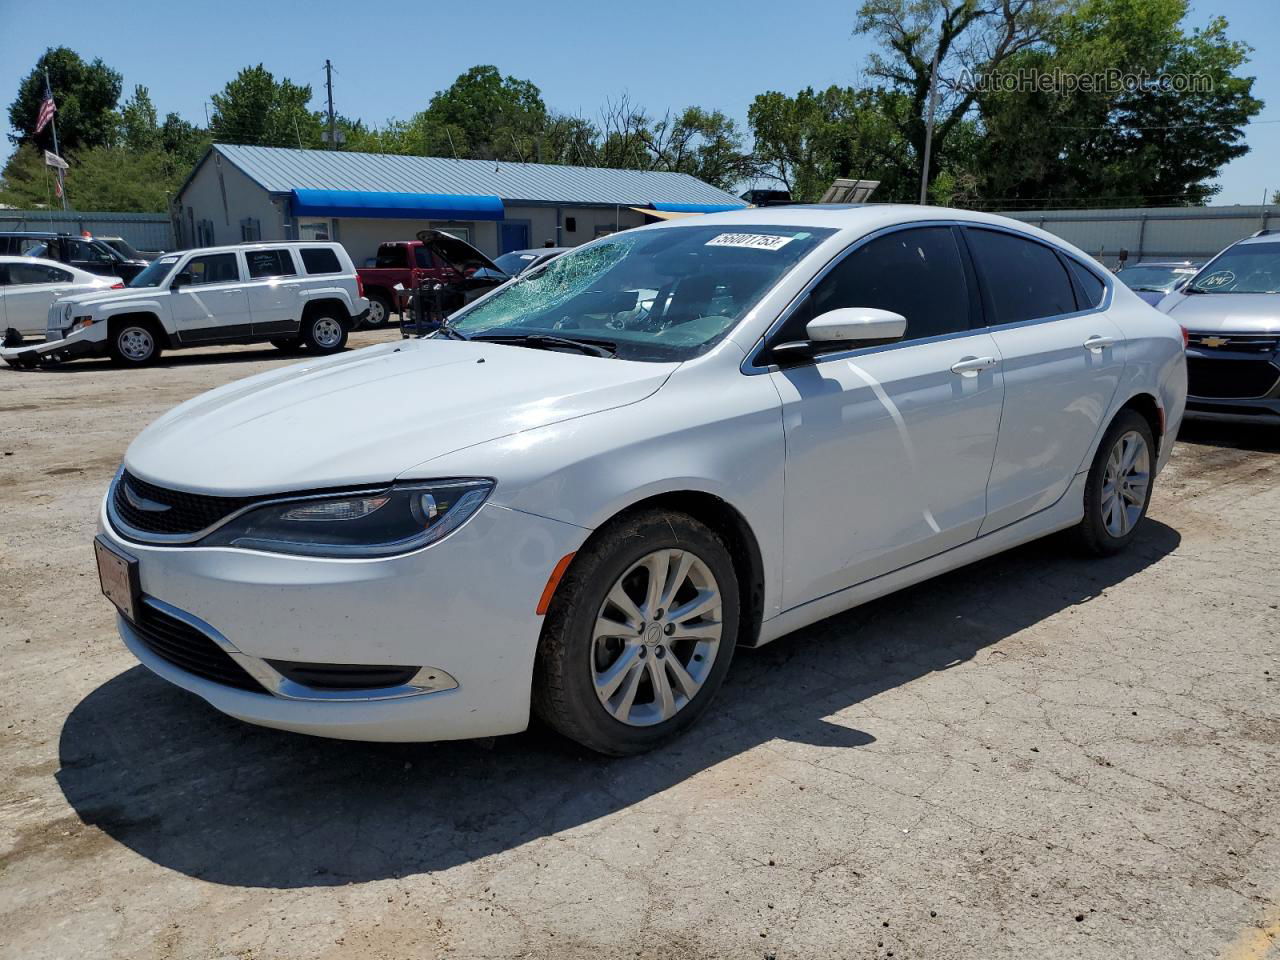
[705,233,796,251]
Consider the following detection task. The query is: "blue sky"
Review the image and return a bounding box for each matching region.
[0,0,1276,205]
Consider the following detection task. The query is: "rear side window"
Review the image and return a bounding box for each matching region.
[6,262,72,284]
[376,244,408,268]
[246,248,296,279]
[966,228,1077,323]
[797,226,973,343]
[1067,258,1106,308]
[300,247,343,274]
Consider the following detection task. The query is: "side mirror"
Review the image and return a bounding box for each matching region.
[771,307,907,361]
[170,271,193,290]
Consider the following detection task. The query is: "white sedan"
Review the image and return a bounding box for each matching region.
[93,206,1187,755]
[1,255,117,342]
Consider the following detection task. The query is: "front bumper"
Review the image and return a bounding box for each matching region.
[1183,339,1280,423]
[100,498,588,741]
[1,328,105,368]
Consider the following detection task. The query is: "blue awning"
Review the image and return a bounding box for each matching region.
[650,202,747,214]
[290,189,505,221]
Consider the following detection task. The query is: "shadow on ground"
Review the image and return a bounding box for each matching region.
[58,521,1180,888]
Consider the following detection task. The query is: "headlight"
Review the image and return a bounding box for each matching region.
[200,479,493,557]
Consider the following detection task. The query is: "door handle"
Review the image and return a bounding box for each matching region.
[1083,335,1117,351]
[950,356,998,375]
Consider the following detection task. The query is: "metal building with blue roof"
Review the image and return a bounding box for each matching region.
[173,144,748,261]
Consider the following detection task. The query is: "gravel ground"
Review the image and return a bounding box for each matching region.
[1,334,1278,960]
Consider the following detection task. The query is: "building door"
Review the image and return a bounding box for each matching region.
[500,221,530,254]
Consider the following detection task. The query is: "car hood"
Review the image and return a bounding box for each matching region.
[124,338,678,495]
[56,287,153,309]
[417,229,501,273]
[1157,292,1280,332]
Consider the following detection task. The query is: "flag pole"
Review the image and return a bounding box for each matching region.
[44,68,68,210]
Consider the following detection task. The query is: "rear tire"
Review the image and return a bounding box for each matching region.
[533,509,739,756]
[108,321,161,366]
[300,311,348,354]
[1073,409,1156,556]
[364,291,392,329]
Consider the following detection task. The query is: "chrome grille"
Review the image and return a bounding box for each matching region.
[111,470,256,539]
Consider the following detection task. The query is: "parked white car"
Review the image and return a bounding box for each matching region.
[93,206,1187,755]
[1,255,118,342]
[1,241,368,368]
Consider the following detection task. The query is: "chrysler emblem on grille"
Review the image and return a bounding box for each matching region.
[123,482,171,513]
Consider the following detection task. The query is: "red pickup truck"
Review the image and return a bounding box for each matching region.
[356,231,506,328]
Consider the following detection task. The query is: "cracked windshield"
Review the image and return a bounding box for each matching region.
[449,224,835,361]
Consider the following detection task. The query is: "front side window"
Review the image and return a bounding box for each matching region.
[966,228,1076,324]
[1186,242,1280,294]
[450,224,835,362]
[245,248,296,279]
[185,253,240,285]
[7,262,72,285]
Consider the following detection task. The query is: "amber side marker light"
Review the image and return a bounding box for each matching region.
[536,553,576,615]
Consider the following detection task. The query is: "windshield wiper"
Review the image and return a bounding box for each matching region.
[474,333,617,358]
[430,324,470,341]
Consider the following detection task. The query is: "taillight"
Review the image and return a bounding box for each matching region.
[110,282,125,289]
[356,273,365,298]
[1179,324,1189,348]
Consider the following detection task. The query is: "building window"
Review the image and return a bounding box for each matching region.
[565,216,577,233]
[298,219,331,241]
[240,218,261,242]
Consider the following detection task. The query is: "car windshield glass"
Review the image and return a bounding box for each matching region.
[128,255,180,288]
[1187,243,1280,294]
[106,239,143,259]
[494,251,538,275]
[450,225,834,361]
[1118,265,1193,291]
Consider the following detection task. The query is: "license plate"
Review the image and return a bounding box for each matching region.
[94,536,139,622]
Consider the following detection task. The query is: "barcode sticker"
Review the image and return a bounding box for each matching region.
[705,233,795,251]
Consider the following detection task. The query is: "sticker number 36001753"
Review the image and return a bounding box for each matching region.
[704,233,796,251]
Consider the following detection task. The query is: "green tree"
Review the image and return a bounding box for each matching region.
[854,0,1064,197]
[119,85,160,153]
[8,46,123,152]
[415,65,548,161]
[160,112,210,170]
[975,0,1263,206]
[209,65,321,147]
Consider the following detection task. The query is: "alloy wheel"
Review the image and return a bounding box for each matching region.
[312,317,343,348]
[1101,429,1150,537]
[118,327,154,361]
[591,548,723,727]
[366,299,386,327]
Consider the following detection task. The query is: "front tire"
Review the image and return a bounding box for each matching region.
[533,510,739,756]
[1073,409,1156,556]
[301,311,348,354]
[108,321,160,366]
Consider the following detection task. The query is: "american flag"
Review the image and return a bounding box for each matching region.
[35,91,56,135]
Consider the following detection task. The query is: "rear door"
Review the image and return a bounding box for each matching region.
[170,251,251,343]
[1,261,84,337]
[963,227,1125,534]
[243,248,303,336]
[767,224,1005,608]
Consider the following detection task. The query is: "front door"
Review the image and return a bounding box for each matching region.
[500,221,530,254]
[767,225,1005,610]
[170,251,251,343]
[962,227,1125,534]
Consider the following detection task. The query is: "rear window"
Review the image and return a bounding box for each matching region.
[376,245,408,269]
[1068,259,1107,307]
[246,248,296,279]
[300,247,343,274]
[965,228,1077,324]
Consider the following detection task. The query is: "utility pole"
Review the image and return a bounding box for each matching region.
[45,68,68,210]
[918,45,940,205]
[325,59,336,150]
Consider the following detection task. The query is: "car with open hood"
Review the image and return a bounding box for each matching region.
[92,205,1186,755]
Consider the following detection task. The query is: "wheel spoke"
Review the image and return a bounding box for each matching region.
[670,621,722,643]
[668,589,718,626]
[595,646,642,701]
[648,657,676,720]
[605,583,643,628]
[642,550,671,617]
[612,660,645,719]
[664,654,702,700]
[659,551,695,611]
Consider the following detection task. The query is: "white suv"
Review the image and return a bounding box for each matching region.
[1,241,368,368]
